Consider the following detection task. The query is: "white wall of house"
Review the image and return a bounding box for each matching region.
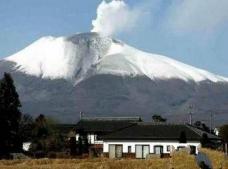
[103,140,201,154]
[76,133,103,144]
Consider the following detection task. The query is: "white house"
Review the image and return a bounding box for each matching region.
[102,123,204,158]
[75,117,221,159]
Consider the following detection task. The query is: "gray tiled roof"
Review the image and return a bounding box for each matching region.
[186,125,220,140]
[75,117,141,133]
[102,123,202,141]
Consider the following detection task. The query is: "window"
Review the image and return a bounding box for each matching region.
[154,146,163,155]
[190,146,196,154]
[128,146,132,153]
[135,145,150,158]
[177,146,185,151]
[95,134,102,141]
[167,145,170,152]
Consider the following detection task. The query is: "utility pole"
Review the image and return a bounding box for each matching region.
[189,105,193,125]
[210,112,213,133]
[80,112,84,120]
[225,143,228,158]
[189,112,192,125]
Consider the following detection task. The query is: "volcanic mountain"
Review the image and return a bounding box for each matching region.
[0,32,228,124]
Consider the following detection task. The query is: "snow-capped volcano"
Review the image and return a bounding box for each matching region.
[1,32,228,124]
[5,32,228,83]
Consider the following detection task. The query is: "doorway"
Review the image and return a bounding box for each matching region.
[109,144,123,159]
[135,145,150,158]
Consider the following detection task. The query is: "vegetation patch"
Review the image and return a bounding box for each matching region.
[0,151,201,169]
[200,148,228,169]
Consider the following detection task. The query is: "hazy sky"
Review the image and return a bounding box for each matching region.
[0,0,228,76]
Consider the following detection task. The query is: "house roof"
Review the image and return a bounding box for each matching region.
[101,123,203,141]
[55,124,75,133]
[75,116,141,133]
[186,125,220,140]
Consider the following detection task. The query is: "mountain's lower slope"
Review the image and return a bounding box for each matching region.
[1,32,228,125]
[0,60,228,125]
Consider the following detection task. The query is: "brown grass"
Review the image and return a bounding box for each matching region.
[200,148,228,169]
[171,151,200,169]
[0,151,199,169]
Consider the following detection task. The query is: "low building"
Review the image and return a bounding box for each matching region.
[102,123,220,159]
[75,116,141,155]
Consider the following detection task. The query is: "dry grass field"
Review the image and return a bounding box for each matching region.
[200,148,228,169]
[0,151,199,169]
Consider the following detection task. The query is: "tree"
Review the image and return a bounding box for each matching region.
[19,114,34,144]
[69,137,77,156]
[33,114,50,139]
[30,114,64,155]
[194,121,202,127]
[0,73,22,158]
[194,121,211,133]
[219,124,228,143]
[152,114,167,122]
[76,129,89,155]
[202,124,210,133]
[201,133,210,148]
[31,114,53,153]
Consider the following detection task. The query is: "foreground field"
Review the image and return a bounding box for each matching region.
[201,148,228,169]
[0,151,199,169]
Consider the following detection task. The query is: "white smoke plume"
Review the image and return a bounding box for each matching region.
[91,0,140,36]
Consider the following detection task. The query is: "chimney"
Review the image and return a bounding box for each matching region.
[210,112,213,133]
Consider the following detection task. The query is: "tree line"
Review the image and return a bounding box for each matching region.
[0,73,79,159]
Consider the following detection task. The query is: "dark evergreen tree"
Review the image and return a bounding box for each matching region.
[0,73,22,158]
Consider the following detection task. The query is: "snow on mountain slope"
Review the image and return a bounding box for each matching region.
[4,32,228,83]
